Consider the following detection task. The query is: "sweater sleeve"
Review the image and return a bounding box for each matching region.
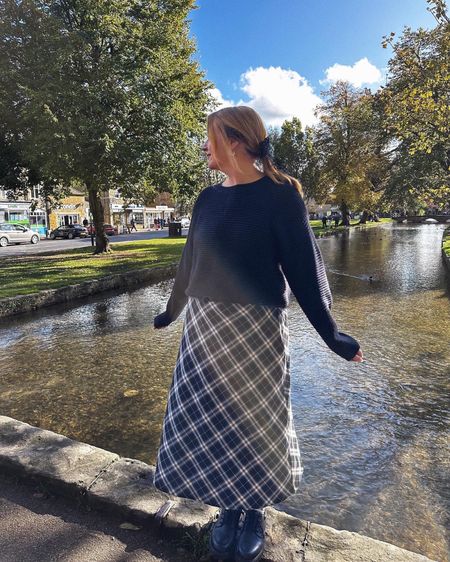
[153,193,201,328]
[272,185,360,361]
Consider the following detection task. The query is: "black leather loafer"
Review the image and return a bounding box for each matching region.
[208,507,243,560]
[234,509,266,562]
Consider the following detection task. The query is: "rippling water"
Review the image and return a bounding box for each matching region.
[1,223,449,561]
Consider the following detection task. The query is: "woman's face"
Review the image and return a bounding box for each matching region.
[202,134,236,171]
[202,138,219,170]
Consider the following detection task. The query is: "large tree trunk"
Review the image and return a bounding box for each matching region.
[87,187,111,254]
[340,200,351,226]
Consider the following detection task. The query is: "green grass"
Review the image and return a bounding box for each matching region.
[443,227,450,258]
[0,238,186,299]
[0,218,392,300]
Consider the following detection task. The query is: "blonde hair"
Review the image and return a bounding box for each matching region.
[207,106,303,197]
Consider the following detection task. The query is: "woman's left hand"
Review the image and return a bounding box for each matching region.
[351,348,364,362]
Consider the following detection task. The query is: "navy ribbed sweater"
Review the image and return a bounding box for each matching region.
[153,175,360,361]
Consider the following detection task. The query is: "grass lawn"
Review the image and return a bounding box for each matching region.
[0,238,186,299]
[0,219,393,299]
[443,227,450,258]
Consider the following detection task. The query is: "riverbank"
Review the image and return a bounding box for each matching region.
[0,220,391,319]
[311,217,392,238]
[0,415,435,562]
[0,238,186,299]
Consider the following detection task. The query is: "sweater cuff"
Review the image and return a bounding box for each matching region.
[328,332,360,361]
[153,310,172,329]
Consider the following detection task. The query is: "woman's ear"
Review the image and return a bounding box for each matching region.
[230,138,241,154]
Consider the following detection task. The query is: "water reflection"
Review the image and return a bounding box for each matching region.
[1,224,449,561]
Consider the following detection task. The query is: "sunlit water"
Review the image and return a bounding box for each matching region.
[1,223,449,561]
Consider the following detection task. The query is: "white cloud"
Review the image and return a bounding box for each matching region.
[321,57,382,88]
[209,66,323,128]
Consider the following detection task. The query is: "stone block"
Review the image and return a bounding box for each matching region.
[260,508,310,562]
[305,520,435,562]
[88,457,217,530]
[0,416,118,497]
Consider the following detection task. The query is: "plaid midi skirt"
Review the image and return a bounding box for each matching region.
[153,295,303,509]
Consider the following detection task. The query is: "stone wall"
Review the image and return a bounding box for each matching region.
[0,263,178,319]
[0,416,436,562]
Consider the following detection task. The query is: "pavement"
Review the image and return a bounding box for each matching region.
[0,472,197,562]
[0,228,189,258]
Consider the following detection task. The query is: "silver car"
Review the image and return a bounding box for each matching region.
[0,223,40,247]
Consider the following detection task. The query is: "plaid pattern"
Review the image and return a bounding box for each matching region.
[153,296,303,509]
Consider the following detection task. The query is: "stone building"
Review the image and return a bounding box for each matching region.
[47,189,89,230]
[1,184,184,236]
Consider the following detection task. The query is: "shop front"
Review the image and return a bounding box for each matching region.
[0,201,31,225]
[0,197,48,237]
[111,203,137,231]
[145,205,175,229]
[111,203,171,231]
[48,196,89,231]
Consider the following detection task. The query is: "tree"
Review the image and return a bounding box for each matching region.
[314,82,388,224]
[378,0,449,210]
[0,128,70,228]
[300,126,322,201]
[0,0,213,253]
[380,0,449,189]
[269,119,321,200]
[273,117,306,179]
[381,143,450,212]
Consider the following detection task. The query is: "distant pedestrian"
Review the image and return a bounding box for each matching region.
[322,215,327,228]
[334,214,339,227]
[130,218,137,231]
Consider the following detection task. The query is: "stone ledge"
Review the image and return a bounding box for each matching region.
[0,262,178,319]
[0,416,436,561]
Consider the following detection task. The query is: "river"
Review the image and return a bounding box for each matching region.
[1,223,449,561]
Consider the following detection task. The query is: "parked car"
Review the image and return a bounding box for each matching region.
[180,216,191,228]
[49,225,88,239]
[87,223,118,236]
[0,223,40,247]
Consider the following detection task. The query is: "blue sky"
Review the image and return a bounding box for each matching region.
[188,0,436,127]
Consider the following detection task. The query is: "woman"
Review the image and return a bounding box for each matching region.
[153,106,363,562]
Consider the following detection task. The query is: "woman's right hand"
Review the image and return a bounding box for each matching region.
[350,348,364,362]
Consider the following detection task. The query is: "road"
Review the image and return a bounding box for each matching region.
[0,472,199,562]
[0,228,189,258]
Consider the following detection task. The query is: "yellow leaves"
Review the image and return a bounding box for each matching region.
[42,104,59,124]
[123,389,139,397]
[119,522,142,530]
